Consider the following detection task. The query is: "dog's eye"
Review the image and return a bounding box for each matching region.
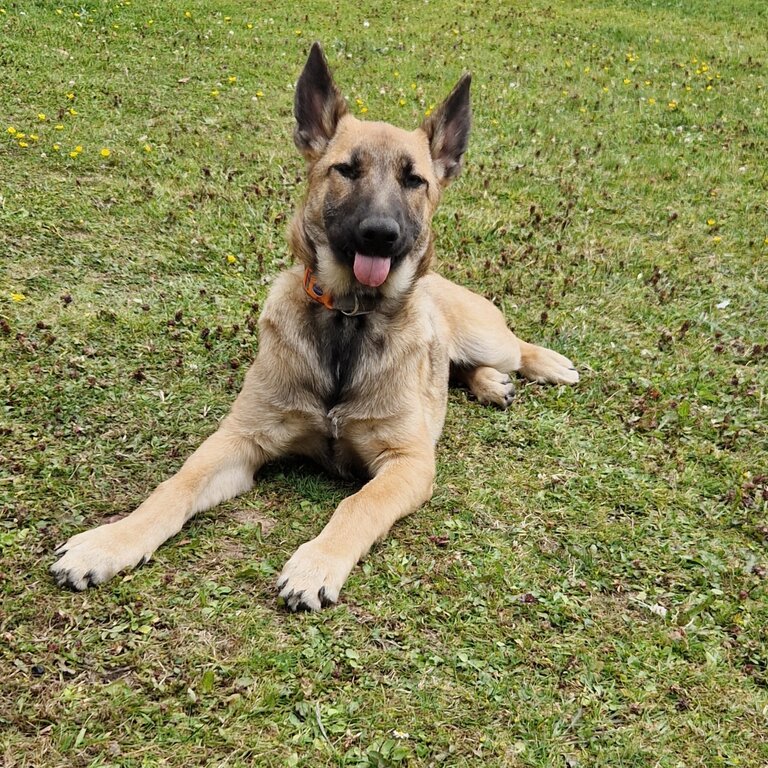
[403,173,426,189]
[332,163,360,180]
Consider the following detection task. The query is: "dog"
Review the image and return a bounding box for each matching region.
[50,43,578,610]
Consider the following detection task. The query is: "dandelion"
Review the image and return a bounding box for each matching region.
[668,100,678,110]
[360,106,368,114]
[143,143,152,152]
[147,18,153,25]
[246,22,253,29]
[764,237,768,245]
[227,75,237,84]
[294,29,302,35]
[100,148,111,158]
[398,98,406,106]
[707,218,716,227]
[29,134,38,141]
[584,67,590,74]
[424,106,433,117]
[712,236,722,243]
[68,108,78,116]
[224,15,231,22]
[393,70,399,78]
[52,143,60,151]
[15,132,26,139]
[210,89,219,97]
[66,92,75,100]
[56,8,63,14]
[648,97,656,105]
[54,123,64,130]
[11,293,25,302]
[18,140,29,148]
[255,90,264,97]
[6,126,16,135]
[623,78,631,85]
[184,10,191,18]
[227,254,237,264]
[37,113,47,121]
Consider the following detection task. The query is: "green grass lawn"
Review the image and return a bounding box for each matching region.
[2,0,767,765]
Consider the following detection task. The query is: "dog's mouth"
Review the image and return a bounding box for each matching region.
[353,253,391,287]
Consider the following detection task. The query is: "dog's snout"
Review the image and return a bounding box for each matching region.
[359,216,400,252]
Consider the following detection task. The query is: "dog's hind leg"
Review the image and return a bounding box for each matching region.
[425,273,579,387]
[50,425,266,590]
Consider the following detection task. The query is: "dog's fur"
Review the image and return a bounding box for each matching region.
[51,44,578,610]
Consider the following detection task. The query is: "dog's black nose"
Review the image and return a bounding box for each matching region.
[359,216,400,252]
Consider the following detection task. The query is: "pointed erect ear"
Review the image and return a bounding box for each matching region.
[420,73,472,184]
[294,42,348,161]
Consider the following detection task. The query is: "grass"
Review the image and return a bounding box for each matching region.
[1,0,767,765]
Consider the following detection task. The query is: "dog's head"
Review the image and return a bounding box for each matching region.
[289,43,471,302]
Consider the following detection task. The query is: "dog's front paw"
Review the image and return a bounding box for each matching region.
[50,522,151,590]
[277,539,354,612]
[522,345,579,385]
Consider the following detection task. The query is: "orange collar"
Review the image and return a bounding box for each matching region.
[303,267,375,316]
[303,267,336,310]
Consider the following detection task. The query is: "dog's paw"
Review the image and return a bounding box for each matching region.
[521,346,579,385]
[50,522,150,591]
[277,539,353,612]
[470,368,515,409]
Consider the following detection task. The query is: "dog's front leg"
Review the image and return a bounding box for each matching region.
[278,446,435,611]
[51,427,265,590]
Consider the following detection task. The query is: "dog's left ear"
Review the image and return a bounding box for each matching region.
[294,42,349,162]
[421,74,472,184]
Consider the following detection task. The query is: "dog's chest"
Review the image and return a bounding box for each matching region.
[311,309,384,408]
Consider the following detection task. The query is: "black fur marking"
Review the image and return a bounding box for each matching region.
[312,307,369,408]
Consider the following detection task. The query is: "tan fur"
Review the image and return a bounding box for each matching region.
[51,46,578,610]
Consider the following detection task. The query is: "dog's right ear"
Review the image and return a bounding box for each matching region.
[294,43,348,162]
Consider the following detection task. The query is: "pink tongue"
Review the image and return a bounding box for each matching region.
[353,253,391,287]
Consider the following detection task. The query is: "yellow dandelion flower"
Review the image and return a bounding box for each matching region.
[37,113,47,121]
[6,126,16,135]
[648,97,656,105]
[584,67,590,74]
[224,16,231,22]
[398,98,406,106]
[360,106,368,114]
[294,29,302,36]
[706,218,716,226]
[147,19,153,25]
[68,108,78,116]
[712,236,721,243]
[11,293,26,302]
[393,70,399,78]
[29,134,38,141]
[66,92,75,100]
[623,78,631,85]
[18,141,29,148]
[210,89,219,97]
[53,143,60,151]
[56,8,63,14]
[184,10,191,18]
[227,254,237,264]
[15,132,26,139]
[246,22,253,29]
[424,107,433,117]
[75,145,83,152]
[100,148,111,158]
[410,82,416,90]
[602,86,609,93]
[668,100,677,110]
[255,90,264,97]
[143,143,152,152]
[69,151,78,158]
[54,124,64,130]
[227,76,237,84]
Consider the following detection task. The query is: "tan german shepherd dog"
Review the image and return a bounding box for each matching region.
[51,44,578,610]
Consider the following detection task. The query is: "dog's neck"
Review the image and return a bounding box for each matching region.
[303,267,379,316]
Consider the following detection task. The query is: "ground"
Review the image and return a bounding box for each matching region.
[1,1,767,766]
